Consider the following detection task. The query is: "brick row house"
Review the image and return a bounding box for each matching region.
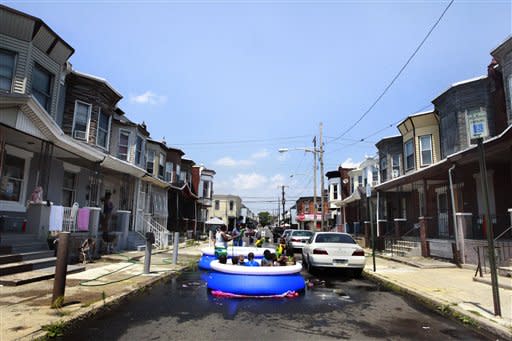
[295,196,329,230]
[0,5,215,259]
[326,36,512,266]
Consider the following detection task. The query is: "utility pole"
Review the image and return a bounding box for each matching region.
[319,122,325,231]
[313,136,317,230]
[281,185,286,226]
[277,196,281,227]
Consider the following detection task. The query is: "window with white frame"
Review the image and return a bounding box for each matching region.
[117,130,130,161]
[96,110,111,149]
[165,162,173,182]
[158,153,165,179]
[404,139,414,170]
[135,135,144,165]
[0,146,32,210]
[0,49,16,92]
[332,183,338,200]
[214,200,220,210]
[146,150,155,174]
[32,64,53,111]
[380,157,387,181]
[419,135,433,166]
[372,168,378,184]
[62,171,77,207]
[350,177,354,194]
[392,154,400,178]
[72,101,91,140]
[203,181,210,198]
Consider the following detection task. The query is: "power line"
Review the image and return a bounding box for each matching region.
[327,0,454,145]
[170,134,312,146]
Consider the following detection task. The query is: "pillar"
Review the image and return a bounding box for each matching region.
[394,218,406,238]
[117,210,131,250]
[87,207,101,258]
[419,216,431,257]
[456,212,472,264]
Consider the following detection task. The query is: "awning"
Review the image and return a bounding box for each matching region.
[336,189,361,207]
[101,154,146,177]
[205,217,225,225]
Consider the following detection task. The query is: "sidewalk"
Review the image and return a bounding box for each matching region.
[0,241,206,341]
[363,255,512,340]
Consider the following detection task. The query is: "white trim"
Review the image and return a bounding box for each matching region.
[62,161,81,173]
[95,108,111,150]
[419,134,433,167]
[71,100,92,142]
[0,144,33,212]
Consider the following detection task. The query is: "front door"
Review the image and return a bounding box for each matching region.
[437,190,449,238]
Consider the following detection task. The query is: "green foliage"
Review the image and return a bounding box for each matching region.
[258,211,272,226]
[51,296,64,309]
[41,321,66,338]
[101,291,107,305]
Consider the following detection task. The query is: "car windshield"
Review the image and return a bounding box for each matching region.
[292,230,313,237]
[315,234,356,244]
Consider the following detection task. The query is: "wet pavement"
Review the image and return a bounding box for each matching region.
[62,264,489,340]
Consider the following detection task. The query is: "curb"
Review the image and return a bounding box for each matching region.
[363,269,512,341]
[26,257,200,340]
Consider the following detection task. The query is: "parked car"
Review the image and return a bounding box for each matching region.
[302,232,365,277]
[286,230,314,252]
[281,229,292,241]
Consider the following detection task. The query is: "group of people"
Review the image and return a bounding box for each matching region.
[218,252,259,266]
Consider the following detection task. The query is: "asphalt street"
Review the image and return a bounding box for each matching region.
[62,264,488,340]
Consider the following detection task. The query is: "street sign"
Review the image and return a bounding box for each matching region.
[467,111,489,139]
[366,183,372,197]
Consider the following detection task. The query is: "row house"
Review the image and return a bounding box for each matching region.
[192,165,215,234]
[332,157,379,235]
[210,194,242,229]
[372,37,512,264]
[295,196,329,230]
[326,167,351,230]
[0,5,214,256]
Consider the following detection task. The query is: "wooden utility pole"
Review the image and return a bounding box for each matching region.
[319,122,325,231]
[313,136,317,230]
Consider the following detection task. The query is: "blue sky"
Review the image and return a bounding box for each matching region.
[6,0,511,213]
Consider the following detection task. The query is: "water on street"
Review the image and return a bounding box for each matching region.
[62,264,488,340]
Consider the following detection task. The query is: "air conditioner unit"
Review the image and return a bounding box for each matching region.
[73,130,87,140]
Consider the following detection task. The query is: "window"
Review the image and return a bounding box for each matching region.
[358,175,363,186]
[203,181,210,198]
[32,64,53,111]
[0,49,15,92]
[229,200,234,211]
[392,154,400,178]
[62,171,77,207]
[380,157,387,181]
[135,136,144,165]
[117,130,130,161]
[304,201,309,214]
[401,197,407,219]
[165,162,173,182]
[214,200,220,210]
[0,154,25,202]
[332,183,338,200]
[158,153,165,179]
[0,146,32,212]
[146,150,155,174]
[372,168,378,183]
[404,139,414,170]
[350,177,354,194]
[72,101,91,140]
[419,135,433,166]
[315,233,355,244]
[96,110,111,149]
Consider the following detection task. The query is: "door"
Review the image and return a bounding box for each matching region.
[437,190,449,238]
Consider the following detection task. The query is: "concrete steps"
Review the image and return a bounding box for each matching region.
[385,240,421,257]
[127,231,146,251]
[0,257,56,276]
[0,264,85,286]
[0,250,54,264]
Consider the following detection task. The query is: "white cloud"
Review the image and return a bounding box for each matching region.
[251,149,269,159]
[341,157,360,168]
[232,173,267,190]
[130,91,167,105]
[214,157,254,167]
[269,174,285,188]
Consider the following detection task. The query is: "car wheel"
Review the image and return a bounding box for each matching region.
[306,256,315,274]
[352,268,363,278]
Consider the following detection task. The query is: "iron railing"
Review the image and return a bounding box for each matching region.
[474,240,512,277]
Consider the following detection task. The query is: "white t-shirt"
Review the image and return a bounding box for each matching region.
[215,231,227,248]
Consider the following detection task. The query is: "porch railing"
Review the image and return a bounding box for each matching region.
[140,215,169,249]
[474,240,512,277]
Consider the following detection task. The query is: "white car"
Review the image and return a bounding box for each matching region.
[302,232,366,276]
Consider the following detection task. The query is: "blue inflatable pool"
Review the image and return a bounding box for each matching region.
[205,260,305,296]
[198,246,274,270]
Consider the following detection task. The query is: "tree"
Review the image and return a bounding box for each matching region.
[258,211,272,226]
